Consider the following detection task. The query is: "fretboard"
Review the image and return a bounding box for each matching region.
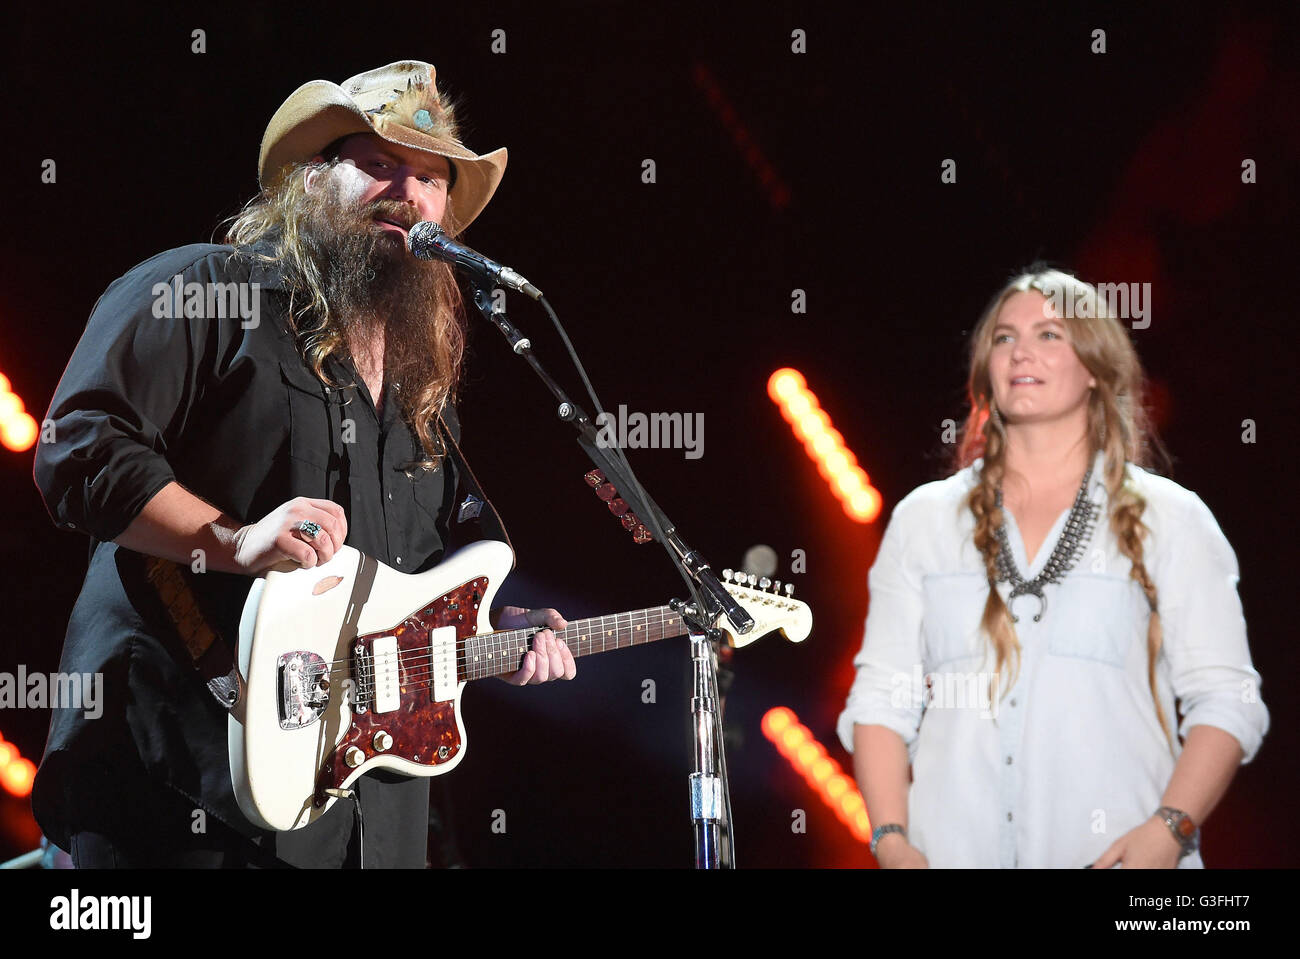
[459,606,686,681]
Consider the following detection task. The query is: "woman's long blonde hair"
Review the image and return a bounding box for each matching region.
[954,267,1175,752]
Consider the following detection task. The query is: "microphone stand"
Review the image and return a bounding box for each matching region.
[469,282,747,868]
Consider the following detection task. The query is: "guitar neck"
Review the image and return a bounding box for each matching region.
[461,606,687,681]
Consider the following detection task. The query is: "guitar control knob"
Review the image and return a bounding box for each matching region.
[344,746,365,768]
[438,745,450,760]
[373,731,393,752]
[317,676,330,692]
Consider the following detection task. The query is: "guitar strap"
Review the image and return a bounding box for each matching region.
[146,412,512,711]
[144,555,245,710]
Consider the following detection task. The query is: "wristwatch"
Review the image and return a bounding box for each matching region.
[1155,806,1199,858]
[870,823,906,857]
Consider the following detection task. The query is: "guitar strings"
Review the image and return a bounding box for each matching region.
[291,608,682,690]
[347,624,683,699]
[297,618,684,702]
[278,580,786,685]
[353,612,680,691]
[275,590,796,713]
[304,608,674,677]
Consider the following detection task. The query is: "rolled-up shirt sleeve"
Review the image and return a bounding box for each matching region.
[33,248,230,543]
[1158,491,1269,764]
[837,495,928,755]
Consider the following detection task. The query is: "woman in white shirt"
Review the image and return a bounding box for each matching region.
[838,268,1268,868]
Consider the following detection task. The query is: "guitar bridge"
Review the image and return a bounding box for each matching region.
[277,651,330,730]
[352,643,371,714]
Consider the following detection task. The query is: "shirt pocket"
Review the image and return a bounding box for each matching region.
[1045,574,1144,668]
[920,572,990,669]
[279,360,334,472]
[410,461,449,523]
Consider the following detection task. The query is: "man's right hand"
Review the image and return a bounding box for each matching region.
[874,833,930,869]
[113,482,351,576]
[233,497,349,573]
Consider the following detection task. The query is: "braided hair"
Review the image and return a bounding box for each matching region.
[954,268,1175,753]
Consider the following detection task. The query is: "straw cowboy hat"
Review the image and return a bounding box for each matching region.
[258,60,507,234]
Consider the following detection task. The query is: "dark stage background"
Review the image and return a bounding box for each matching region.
[1,3,1296,869]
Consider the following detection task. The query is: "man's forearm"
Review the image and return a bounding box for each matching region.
[112,481,247,574]
[1160,724,1244,824]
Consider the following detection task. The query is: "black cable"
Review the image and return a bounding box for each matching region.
[537,294,711,621]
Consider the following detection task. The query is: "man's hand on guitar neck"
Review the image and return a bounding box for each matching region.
[491,606,577,685]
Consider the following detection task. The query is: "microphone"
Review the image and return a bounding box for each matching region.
[407,221,543,301]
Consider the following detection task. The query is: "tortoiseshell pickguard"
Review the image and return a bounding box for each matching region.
[313,576,489,806]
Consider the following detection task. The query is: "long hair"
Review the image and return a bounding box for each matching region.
[221,158,466,471]
[953,267,1175,753]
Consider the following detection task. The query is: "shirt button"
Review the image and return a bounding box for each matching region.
[387,491,393,500]
[1005,756,1013,765]
[1007,812,1013,822]
[1009,698,1017,707]
[395,556,403,566]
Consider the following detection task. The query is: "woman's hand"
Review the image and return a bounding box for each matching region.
[874,833,929,868]
[1090,817,1183,869]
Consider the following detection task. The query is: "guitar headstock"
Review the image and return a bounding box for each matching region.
[712,570,812,649]
[583,469,654,544]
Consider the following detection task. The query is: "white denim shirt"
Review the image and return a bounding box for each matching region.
[837,450,1269,868]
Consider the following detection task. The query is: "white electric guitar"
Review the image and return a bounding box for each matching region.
[229,539,811,831]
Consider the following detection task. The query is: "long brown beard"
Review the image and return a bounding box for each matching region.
[224,158,467,469]
[295,169,448,390]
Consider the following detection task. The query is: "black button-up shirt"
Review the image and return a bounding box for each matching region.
[32,241,507,861]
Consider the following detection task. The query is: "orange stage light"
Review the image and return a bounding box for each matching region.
[761,706,872,844]
[0,369,38,453]
[0,733,35,798]
[766,369,882,523]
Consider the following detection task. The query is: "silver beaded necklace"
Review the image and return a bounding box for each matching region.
[993,464,1101,623]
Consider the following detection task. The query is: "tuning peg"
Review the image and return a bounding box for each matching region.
[722,568,733,582]
[773,580,782,593]
[747,573,758,587]
[785,583,795,597]
[759,577,771,589]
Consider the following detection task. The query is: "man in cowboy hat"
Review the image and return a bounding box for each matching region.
[32,61,574,868]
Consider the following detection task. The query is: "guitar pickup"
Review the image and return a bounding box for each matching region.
[428,626,458,703]
[369,635,400,714]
